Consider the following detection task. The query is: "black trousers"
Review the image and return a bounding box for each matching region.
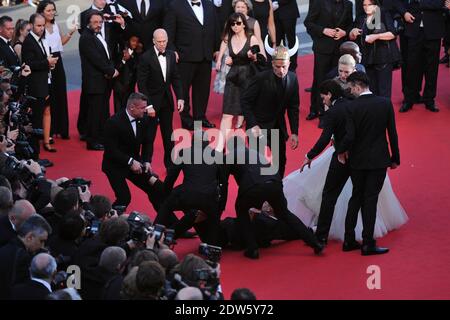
[404,31,441,104]
[399,34,409,95]
[50,52,69,137]
[235,181,317,251]
[344,168,387,245]
[113,76,137,114]
[154,187,221,245]
[148,102,175,169]
[310,52,340,114]
[29,97,48,158]
[104,169,164,211]
[315,153,351,241]
[250,128,287,178]
[275,17,298,71]
[177,60,212,128]
[86,92,110,145]
[366,63,393,98]
[77,90,88,136]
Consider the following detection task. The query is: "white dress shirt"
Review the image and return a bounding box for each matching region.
[137,0,150,15]
[30,31,52,84]
[96,33,111,60]
[126,109,138,165]
[154,46,167,82]
[188,0,204,25]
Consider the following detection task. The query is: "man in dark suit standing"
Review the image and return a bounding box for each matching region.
[102,92,164,210]
[304,0,353,120]
[164,0,220,130]
[337,72,400,255]
[11,253,56,300]
[137,29,184,169]
[77,0,127,140]
[300,79,353,250]
[241,45,300,178]
[118,0,165,50]
[0,16,20,68]
[22,13,59,158]
[79,11,119,151]
[399,0,446,113]
[273,0,300,71]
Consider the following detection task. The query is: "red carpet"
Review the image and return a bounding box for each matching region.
[44,55,450,299]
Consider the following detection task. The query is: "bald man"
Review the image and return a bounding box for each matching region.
[176,287,203,300]
[0,200,36,247]
[137,29,184,169]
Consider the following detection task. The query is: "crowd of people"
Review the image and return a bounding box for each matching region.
[0,0,449,300]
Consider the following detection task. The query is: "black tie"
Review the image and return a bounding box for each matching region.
[130,118,137,123]
[158,51,166,57]
[140,0,147,19]
[191,1,201,7]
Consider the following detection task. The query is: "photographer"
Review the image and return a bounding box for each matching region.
[0,199,35,247]
[89,194,118,221]
[135,261,166,300]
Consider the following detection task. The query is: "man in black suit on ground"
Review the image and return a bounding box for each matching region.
[273,0,300,71]
[304,0,353,120]
[300,79,354,250]
[77,0,127,140]
[102,92,164,210]
[137,28,184,169]
[11,253,56,300]
[399,0,446,113]
[241,45,300,178]
[337,72,400,256]
[79,11,119,151]
[0,16,20,68]
[164,0,221,130]
[118,0,165,50]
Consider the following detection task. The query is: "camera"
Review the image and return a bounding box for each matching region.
[164,228,175,246]
[103,14,117,22]
[59,177,92,192]
[2,155,36,190]
[83,209,101,238]
[250,44,260,55]
[198,243,222,263]
[127,211,153,243]
[112,205,126,215]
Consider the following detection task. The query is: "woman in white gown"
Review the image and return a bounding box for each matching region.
[283,146,408,241]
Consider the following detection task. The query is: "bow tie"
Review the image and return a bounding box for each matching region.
[191,1,201,7]
[158,51,166,57]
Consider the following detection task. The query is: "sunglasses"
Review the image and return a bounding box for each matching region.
[231,21,243,26]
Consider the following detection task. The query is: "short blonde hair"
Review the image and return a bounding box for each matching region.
[338,54,356,67]
[232,0,253,12]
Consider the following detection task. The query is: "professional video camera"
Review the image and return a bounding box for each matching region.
[1,154,37,189]
[127,212,176,246]
[194,265,221,300]
[59,177,92,192]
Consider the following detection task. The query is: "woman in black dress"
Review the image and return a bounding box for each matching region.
[12,19,31,63]
[251,0,276,48]
[349,0,400,98]
[215,13,260,151]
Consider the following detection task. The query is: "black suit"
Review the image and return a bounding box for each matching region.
[137,48,183,168]
[154,144,225,245]
[79,28,116,146]
[118,0,165,50]
[164,0,220,128]
[0,237,31,300]
[274,0,300,70]
[338,93,400,245]
[0,37,20,68]
[228,146,319,252]
[241,70,300,177]
[304,0,353,114]
[0,215,16,247]
[11,280,51,300]
[102,110,164,209]
[402,0,446,105]
[306,97,352,241]
[77,4,127,136]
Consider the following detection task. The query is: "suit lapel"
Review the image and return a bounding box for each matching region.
[150,49,166,82]
[120,110,137,140]
[183,0,203,26]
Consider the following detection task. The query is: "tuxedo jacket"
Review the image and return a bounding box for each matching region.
[11,280,51,300]
[241,70,300,141]
[304,0,353,54]
[137,48,183,112]
[102,110,153,174]
[402,0,446,40]
[79,28,116,95]
[307,97,350,160]
[164,0,221,62]
[274,0,300,20]
[0,215,16,247]
[0,37,20,68]
[338,94,400,170]
[118,0,165,49]
[21,34,50,98]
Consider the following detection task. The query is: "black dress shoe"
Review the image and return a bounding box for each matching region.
[79,134,87,141]
[37,159,54,168]
[306,112,319,120]
[399,102,413,113]
[425,103,440,112]
[182,123,194,131]
[201,120,216,128]
[87,143,104,151]
[244,248,259,259]
[313,242,324,255]
[361,245,389,256]
[304,87,312,92]
[342,240,362,252]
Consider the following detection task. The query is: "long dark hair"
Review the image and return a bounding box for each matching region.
[12,19,30,45]
[222,13,251,42]
[36,0,57,24]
